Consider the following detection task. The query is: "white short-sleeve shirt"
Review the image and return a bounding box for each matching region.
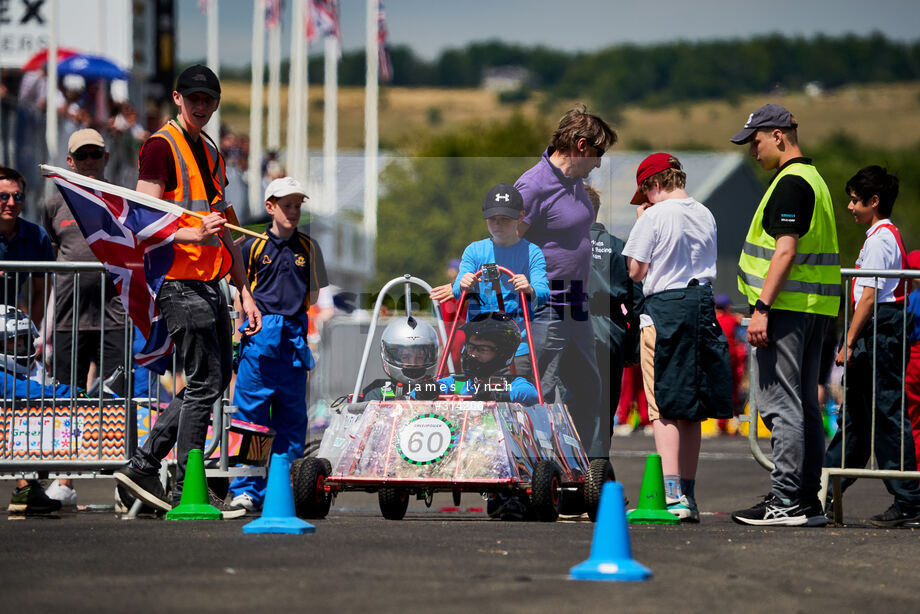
[622,197,718,296]
[853,219,903,304]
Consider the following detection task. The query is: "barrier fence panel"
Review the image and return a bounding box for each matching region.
[745,268,920,522]
[0,261,263,487]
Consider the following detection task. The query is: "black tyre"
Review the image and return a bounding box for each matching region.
[559,488,586,516]
[585,458,615,522]
[452,490,462,507]
[378,487,410,520]
[530,460,562,522]
[291,457,332,519]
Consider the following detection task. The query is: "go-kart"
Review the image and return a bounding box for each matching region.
[292,268,614,521]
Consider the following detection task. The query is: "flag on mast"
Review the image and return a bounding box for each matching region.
[377,0,393,82]
[307,0,342,49]
[266,0,282,28]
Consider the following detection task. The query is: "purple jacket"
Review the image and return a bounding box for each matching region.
[515,148,594,306]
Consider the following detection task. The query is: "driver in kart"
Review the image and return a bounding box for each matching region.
[361,316,441,401]
[434,312,539,406]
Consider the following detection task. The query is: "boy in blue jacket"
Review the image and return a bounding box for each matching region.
[430,183,548,382]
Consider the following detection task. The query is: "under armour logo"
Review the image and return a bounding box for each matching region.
[744,112,754,128]
[193,74,207,82]
[495,193,510,202]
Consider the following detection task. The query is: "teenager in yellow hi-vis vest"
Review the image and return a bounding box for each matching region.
[728,104,841,527]
[114,66,262,518]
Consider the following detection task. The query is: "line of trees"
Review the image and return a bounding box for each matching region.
[210,33,920,110]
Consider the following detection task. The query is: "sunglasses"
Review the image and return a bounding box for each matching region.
[72,149,105,161]
[577,135,605,157]
[0,192,24,203]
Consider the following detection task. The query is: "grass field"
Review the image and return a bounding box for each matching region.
[218,80,920,152]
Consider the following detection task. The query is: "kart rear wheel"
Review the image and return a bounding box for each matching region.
[292,457,332,519]
[379,487,410,520]
[585,458,615,522]
[531,460,562,522]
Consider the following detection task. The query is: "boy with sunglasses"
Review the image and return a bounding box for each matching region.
[0,166,54,323]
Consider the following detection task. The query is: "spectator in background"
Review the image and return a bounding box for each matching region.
[514,104,617,459]
[823,166,920,527]
[0,166,54,324]
[714,294,747,435]
[615,364,650,435]
[42,129,127,396]
[585,183,641,443]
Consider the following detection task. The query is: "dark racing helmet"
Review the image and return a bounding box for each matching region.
[380,316,440,385]
[459,312,521,379]
[0,305,39,375]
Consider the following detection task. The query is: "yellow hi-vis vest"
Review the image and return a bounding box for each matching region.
[737,162,841,316]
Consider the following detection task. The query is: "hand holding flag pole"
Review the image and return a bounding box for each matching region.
[39,165,268,240]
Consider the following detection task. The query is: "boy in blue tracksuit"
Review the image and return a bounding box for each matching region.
[227,177,328,512]
[430,183,548,383]
[433,312,539,406]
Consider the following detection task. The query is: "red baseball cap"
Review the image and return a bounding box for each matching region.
[630,152,678,205]
[906,250,920,270]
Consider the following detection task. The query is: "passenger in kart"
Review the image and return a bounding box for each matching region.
[429,183,548,383]
[0,305,81,515]
[434,312,539,406]
[361,316,441,401]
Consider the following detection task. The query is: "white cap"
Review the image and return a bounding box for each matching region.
[264,177,309,202]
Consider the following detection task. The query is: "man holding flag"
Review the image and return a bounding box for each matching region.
[113,65,261,515]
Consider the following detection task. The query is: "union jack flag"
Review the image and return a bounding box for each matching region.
[378,0,393,82]
[266,0,282,29]
[306,0,342,45]
[44,171,184,374]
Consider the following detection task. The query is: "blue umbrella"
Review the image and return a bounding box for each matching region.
[57,54,130,80]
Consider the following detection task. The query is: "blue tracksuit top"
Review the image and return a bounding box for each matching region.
[452,238,549,356]
[435,374,539,406]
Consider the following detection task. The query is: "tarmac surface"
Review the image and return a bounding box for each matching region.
[2,435,919,614]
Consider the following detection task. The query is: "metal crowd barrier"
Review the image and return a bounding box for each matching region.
[0,261,260,491]
[745,267,920,522]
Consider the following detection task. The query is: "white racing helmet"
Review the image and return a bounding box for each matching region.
[0,305,39,375]
[380,316,440,385]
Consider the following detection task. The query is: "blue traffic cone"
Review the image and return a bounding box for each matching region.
[243,453,315,535]
[570,481,652,581]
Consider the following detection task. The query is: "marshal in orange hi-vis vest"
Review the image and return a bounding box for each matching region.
[142,120,234,282]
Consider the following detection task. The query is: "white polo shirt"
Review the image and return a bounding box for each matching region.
[853,218,903,304]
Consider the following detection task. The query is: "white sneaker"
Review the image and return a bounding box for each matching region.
[667,494,700,522]
[229,493,257,512]
[612,424,634,436]
[45,480,78,507]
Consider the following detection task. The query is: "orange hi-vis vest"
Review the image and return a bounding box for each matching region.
[143,120,233,282]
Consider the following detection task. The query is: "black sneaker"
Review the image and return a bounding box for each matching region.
[801,497,828,527]
[731,493,807,526]
[114,465,172,512]
[870,502,920,528]
[208,489,247,520]
[8,480,62,515]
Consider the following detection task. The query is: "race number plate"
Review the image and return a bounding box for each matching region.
[396,414,456,465]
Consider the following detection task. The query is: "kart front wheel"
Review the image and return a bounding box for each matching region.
[378,487,410,520]
[292,457,332,519]
[531,460,562,522]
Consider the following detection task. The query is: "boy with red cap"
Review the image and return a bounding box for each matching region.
[622,152,733,522]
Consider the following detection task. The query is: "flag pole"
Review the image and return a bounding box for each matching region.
[45,0,59,164]
[248,0,267,220]
[267,14,282,151]
[363,0,379,240]
[323,31,338,216]
[40,165,268,240]
[205,0,221,138]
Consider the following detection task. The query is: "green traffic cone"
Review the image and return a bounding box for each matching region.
[626,453,680,525]
[166,449,222,520]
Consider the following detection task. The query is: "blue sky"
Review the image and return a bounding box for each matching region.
[178,0,920,66]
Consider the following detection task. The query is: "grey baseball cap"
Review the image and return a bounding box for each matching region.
[730,104,798,144]
[482,183,524,219]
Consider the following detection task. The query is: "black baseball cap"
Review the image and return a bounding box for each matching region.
[482,183,524,219]
[176,64,221,99]
[730,104,797,144]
